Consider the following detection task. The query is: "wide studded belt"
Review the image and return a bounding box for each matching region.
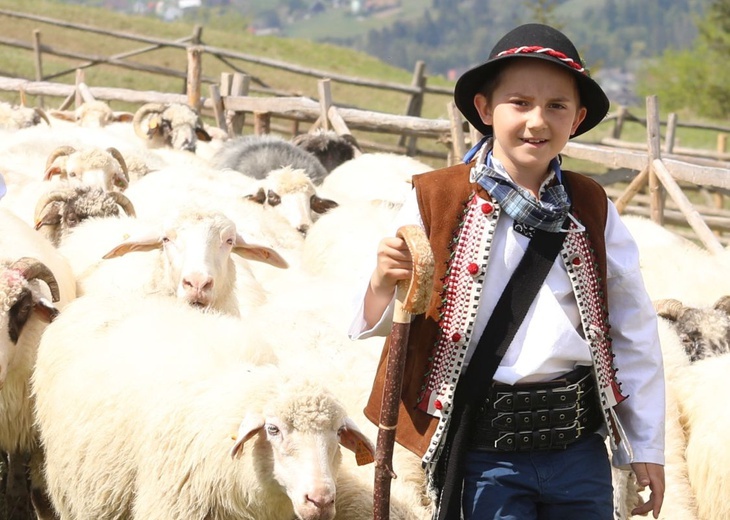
[468,365,603,452]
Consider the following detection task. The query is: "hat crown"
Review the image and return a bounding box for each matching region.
[489,23,585,72]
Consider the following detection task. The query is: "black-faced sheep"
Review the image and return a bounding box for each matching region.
[292,130,361,173]
[33,186,136,247]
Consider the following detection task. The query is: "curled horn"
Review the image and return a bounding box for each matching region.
[713,295,730,315]
[653,298,685,321]
[33,188,77,227]
[132,103,167,140]
[44,145,76,172]
[10,257,60,302]
[107,191,136,217]
[106,147,130,185]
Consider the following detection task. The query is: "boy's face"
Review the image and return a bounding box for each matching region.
[473,59,587,183]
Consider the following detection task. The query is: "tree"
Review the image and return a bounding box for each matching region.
[638,0,730,118]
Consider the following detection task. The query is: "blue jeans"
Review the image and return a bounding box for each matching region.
[461,433,613,520]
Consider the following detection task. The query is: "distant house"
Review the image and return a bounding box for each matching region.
[179,0,201,8]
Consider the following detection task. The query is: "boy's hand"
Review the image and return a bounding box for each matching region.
[630,462,665,518]
[371,236,414,295]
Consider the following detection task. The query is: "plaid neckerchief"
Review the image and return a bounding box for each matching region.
[469,148,571,234]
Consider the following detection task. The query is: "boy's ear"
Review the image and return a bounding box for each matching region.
[473,94,493,126]
[571,106,588,136]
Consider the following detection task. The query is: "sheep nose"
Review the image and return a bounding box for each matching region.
[297,224,310,236]
[305,491,335,510]
[183,273,214,294]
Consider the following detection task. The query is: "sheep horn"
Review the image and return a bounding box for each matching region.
[10,257,60,302]
[133,103,167,140]
[34,107,51,126]
[653,298,685,321]
[713,295,730,315]
[44,145,76,171]
[33,188,77,228]
[106,147,130,185]
[107,191,136,218]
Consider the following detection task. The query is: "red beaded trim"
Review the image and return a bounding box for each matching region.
[497,46,586,74]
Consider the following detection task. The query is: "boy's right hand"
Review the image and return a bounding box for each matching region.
[371,236,414,296]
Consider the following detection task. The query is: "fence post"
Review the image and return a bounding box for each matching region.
[318,78,333,132]
[209,84,226,130]
[254,112,270,135]
[74,69,86,108]
[714,134,728,212]
[229,73,250,136]
[664,113,677,154]
[186,46,203,111]
[32,29,44,107]
[612,105,627,139]
[646,95,665,225]
[447,101,467,166]
[398,60,426,156]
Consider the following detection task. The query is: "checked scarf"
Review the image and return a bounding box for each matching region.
[468,141,571,234]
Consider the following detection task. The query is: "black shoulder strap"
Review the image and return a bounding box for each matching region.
[436,226,568,520]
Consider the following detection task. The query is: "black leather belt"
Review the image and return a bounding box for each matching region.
[469,365,603,452]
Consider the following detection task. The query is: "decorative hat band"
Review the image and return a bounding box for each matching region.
[496,46,586,74]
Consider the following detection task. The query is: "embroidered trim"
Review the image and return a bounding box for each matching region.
[497,46,586,74]
[419,194,500,465]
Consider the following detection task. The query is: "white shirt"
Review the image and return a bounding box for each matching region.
[348,184,665,467]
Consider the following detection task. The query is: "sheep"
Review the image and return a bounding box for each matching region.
[292,130,362,173]
[47,100,134,128]
[319,152,432,206]
[43,145,130,192]
[0,102,50,130]
[57,207,287,317]
[654,296,730,362]
[31,293,376,520]
[33,185,136,247]
[211,134,330,185]
[132,102,212,152]
[245,165,339,236]
[0,208,75,520]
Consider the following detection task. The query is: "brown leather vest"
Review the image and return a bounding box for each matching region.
[363,162,609,457]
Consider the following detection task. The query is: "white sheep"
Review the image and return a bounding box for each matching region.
[132,102,212,152]
[0,101,50,130]
[47,100,134,128]
[31,293,376,520]
[0,208,75,519]
[57,207,287,317]
[245,165,339,236]
[43,145,130,192]
[319,152,432,207]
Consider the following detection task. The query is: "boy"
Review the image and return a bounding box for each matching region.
[350,23,665,519]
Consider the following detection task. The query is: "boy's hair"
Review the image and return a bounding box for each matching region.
[454,23,609,138]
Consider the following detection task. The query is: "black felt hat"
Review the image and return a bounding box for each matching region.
[454,23,609,138]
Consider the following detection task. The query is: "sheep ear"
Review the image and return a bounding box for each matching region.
[244,188,267,205]
[34,298,60,323]
[233,235,288,269]
[230,414,266,459]
[102,234,164,259]
[195,127,212,142]
[339,417,375,466]
[113,112,135,123]
[310,195,338,215]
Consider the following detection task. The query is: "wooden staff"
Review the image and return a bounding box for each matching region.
[373,224,434,520]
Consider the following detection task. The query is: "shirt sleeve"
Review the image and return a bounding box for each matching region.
[604,200,666,467]
[347,188,424,340]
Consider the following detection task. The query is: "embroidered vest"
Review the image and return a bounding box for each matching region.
[363,162,630,465]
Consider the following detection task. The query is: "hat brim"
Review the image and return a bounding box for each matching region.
[454,53,610,138]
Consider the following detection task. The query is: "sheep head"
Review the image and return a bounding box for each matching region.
[0,102,50,130]
[292,130,361,173]
[0,257,60,386]
[229,380,374,520]
[43,146,129,191]
[34,187,136,246]
[100,210,286,311]
[244,166,338,236]
[132,102,211,152]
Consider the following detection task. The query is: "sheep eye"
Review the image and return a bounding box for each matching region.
[162,237,170,243]
[226,238,234,246]
[265,424,280,436]
[68,172,77,178]
[267,190,281,206]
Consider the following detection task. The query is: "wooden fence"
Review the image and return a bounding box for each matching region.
[0,8,728,249]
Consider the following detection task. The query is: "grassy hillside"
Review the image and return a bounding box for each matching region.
[0,0,454,121]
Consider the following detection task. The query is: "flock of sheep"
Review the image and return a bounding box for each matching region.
[1,96,729,520]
